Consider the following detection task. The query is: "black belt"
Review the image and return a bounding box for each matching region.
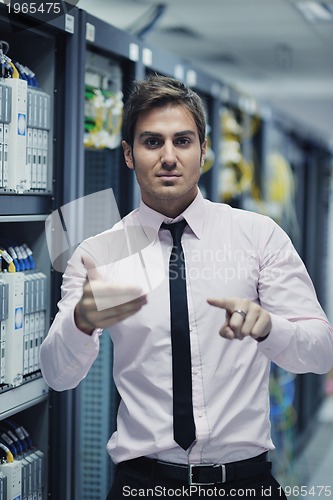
[119,452,271,486]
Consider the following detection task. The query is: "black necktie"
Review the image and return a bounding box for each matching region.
[161,220,196,450]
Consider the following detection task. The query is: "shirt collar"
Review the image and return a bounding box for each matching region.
[138,189,206,242]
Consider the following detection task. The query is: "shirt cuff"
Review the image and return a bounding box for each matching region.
[256,313,293,356]
[64,309,102,353]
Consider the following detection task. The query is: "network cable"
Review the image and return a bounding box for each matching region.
[0,249,16,272]
[0,433,17,458]
[0,426,23,456]
[0,442,14,463]
[2,420,29,453]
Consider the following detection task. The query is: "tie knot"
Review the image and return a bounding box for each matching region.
[161,219,187,245]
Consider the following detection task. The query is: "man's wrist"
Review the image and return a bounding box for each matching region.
[74,301,95,335]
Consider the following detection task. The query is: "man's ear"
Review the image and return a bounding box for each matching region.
[200,139,207,167]
[122,140,134,169]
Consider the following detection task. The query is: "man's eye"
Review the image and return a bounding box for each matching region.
[176,138,190,146]
[145,138,160,147]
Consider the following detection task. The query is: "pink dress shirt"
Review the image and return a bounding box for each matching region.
[40,190,333,465]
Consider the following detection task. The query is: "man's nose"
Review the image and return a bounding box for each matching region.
[161,141,177,167]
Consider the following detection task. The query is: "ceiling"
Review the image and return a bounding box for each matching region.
[77,0,333,143]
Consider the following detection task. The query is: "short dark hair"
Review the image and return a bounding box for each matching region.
[122,74,207,148]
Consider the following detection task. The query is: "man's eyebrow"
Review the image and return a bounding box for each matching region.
[138,131,163,139]
[174,130,196,137]
[138,130,196,139]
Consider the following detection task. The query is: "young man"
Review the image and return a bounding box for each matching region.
[40,75,333,499]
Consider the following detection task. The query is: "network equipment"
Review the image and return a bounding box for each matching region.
[0,242,48,387]
[0,40,51,193]
[0,419,45,500]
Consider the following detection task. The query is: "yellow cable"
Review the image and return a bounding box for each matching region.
[267,153,295,205]
[220,158,254,201]
[9,61,19,79]
[8,261,16,272]
[0,443,14,463]
[0,249,16,272]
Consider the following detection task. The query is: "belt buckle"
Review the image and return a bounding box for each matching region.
[188,463,226,486]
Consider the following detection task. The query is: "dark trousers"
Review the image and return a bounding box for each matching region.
[107,460,287,499]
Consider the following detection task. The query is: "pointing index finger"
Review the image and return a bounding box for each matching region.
[207,298,235,312]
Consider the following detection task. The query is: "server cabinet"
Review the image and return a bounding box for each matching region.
[77,10,143,216]
[260,118,305,252]
[294,140,332,441]
[185,66,221,203]
[0,3,80,499]
[217,86,265,212]
[60,11,144,500]
[246,115,332,462]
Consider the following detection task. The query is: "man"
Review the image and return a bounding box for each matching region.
[40,75,333,499]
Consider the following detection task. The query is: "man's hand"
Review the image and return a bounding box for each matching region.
[207,297,271,341]
[74,255,147,335]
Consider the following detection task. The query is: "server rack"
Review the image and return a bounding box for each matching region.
[0,3,80,499]
[296,138,332,444]
[217,85,265,211]
[265,111,332,309]
[65,10,144,500]
[249,113,333,462]
[186,67,221,203]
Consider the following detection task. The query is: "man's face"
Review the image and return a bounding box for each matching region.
[122,104,206,216]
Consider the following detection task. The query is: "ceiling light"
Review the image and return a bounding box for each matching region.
[296,1,333,22]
